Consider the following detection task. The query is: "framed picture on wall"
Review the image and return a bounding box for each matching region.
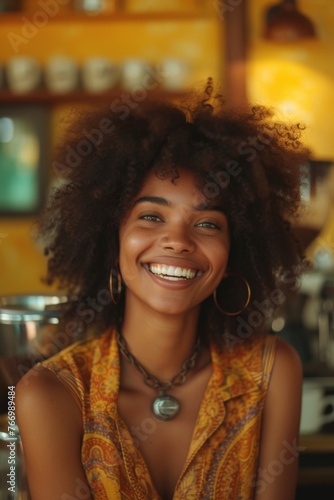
[0,104,50,216]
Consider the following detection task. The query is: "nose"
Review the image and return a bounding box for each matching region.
[160,223,196,254]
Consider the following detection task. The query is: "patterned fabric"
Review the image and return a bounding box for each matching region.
[40,329,278,499]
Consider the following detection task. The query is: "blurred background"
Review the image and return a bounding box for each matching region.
[0,0,334,498]
[1,0,334,294]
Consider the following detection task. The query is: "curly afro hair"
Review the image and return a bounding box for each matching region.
[37,83,309,343]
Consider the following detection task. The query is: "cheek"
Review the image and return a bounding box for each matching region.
[119,238,138,283]
[211,244,230,278]
[118,230,149,283]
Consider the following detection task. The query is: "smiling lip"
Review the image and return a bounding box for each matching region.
[147,263,199,281]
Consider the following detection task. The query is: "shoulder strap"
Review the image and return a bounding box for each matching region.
[261,334,279,390]
[49,367,83,411]
[40,355,85,412]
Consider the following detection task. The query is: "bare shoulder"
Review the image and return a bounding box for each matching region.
[16,364,82,431]
[269,336,303,395]
[17,364,65,398]
[16,364,83,457]
[263,336,303,417]
[255,337,303,499]
[16,366,90,500]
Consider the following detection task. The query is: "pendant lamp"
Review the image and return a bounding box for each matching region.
[264,0,317,42]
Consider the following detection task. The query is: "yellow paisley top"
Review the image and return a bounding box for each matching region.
[41,329,278,499]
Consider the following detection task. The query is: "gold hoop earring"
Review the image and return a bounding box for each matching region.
[213,274,251,316]
[110,269,123,305]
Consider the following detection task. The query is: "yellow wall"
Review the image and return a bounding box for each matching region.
[248,0,334,264]
[248,0,334,160]
[2,0,334,296]
[0,218,51,294]
[3,18,220,84]
[0,0,223,295]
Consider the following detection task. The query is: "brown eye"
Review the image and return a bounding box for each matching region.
[196,221,220,229]
[140,215,162,222]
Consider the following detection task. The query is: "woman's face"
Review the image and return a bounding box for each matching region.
[119,168,230,316]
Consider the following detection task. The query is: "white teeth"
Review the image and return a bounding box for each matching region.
[149,264,197,280]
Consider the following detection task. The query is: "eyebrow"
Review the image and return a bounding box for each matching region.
[134,196,171,207]
[134,196,226,214]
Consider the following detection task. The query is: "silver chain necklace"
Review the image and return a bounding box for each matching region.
[116,331,201,421]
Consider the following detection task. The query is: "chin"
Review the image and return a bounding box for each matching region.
[146,298,199,317]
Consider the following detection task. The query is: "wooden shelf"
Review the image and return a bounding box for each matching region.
[0,88,187,104]
[300,433,334,453]
[0,11,213,23]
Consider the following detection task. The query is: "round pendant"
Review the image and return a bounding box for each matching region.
[152,394,180,421]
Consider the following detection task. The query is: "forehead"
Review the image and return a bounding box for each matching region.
[135,169,207,206]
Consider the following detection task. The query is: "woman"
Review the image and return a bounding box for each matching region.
[16,85,307,499]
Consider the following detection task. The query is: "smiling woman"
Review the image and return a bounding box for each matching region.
[118,169,230,320]
[16,83,308,500]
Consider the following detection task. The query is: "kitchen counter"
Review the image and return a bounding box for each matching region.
[297,430,334,499]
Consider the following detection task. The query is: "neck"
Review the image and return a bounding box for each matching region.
[120,298,201,380]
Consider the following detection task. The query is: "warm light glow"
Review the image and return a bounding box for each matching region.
[248,41,334,159]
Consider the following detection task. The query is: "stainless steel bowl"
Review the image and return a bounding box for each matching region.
[0,294,69,357]
[0,295,73,497]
